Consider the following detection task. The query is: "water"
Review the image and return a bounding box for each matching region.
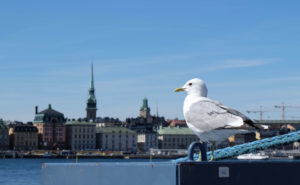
[0,158,169,185]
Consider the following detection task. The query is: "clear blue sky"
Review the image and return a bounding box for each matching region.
[1,1,300,122]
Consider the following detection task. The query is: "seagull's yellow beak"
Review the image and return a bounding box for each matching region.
[174,87,185,92]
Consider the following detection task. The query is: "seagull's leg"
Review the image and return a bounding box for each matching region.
[196,140,204,161]
[210,141,216,161]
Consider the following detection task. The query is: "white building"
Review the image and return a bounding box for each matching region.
[96,127,137,153]
[137,132,158,153]
[66,121,96,150]
[157,126,198,149]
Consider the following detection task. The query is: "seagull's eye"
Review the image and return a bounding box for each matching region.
[188,83,192,86]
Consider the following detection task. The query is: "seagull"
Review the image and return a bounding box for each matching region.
[174,78,260,159]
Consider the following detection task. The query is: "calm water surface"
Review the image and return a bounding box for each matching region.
[0,158,169,185]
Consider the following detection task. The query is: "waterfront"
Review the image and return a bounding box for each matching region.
[0,158,168,185]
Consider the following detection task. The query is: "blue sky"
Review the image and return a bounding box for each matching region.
[1,1,300,122]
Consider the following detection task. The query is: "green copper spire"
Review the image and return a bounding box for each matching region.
[90,62,94,90]
[86,63,97,121]
[140,97,151,118]
[140,97,150,111]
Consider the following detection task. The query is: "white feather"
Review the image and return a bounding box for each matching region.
[179,78,254,143]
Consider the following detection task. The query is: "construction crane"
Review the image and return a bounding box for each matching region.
[274,103,300,121]
[246,106,279,121]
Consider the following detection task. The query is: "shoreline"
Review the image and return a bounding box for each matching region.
[0,152,185,159]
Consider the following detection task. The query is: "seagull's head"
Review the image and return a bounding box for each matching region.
[174,78,208,97]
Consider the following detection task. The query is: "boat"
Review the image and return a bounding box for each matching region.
[237,153,269,160]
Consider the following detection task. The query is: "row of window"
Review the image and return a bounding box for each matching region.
[164,137,197,143]
[45,132,63,136]
[74,140,94,145]
[104,134,135,139]
[44,137,64,142]
[44,127,64,131]
[74,128,94,133]
[104,140,136,146]
[74,134,94,139]
[16,137,36,141]
[15,142,37,146]
[0,135,8,139]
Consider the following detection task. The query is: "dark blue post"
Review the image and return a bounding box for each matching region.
[188,141,207,161]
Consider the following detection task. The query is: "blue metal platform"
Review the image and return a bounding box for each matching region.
[42,160,300,185]
[42,131,300,185]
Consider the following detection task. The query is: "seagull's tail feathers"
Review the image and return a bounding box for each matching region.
[244,119,265,130]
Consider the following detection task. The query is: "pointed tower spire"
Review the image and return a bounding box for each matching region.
[90,62,94,90]
[86,62,97,121]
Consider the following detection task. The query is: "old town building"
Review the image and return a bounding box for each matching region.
[9,123,38,150]
[167,119,187,127]
[125,98,167,132]
[124,98,168,153]
[34,104,66,149]
[157,126,198,149]
[0,119,9,150]
[137,132,158,153]
[66,120,96,150]
[96,127,137,153]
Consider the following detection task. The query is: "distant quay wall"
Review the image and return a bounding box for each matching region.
[0,151,184,159]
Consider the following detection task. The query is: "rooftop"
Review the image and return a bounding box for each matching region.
[157,126,194,135]
[38,104,64,116]
[13,125,38,132]
[96,126,136,134]
[257,120,300,124]
[66,121,95,126]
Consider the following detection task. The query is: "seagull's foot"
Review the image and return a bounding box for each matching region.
[209,141,216,161]
[196,140,204,161]
[209,155,214,161]
[196,152,202,161]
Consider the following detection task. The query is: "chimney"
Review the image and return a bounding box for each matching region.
[35,106,38,114]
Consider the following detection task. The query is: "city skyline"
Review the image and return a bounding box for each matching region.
[1,1,300,121]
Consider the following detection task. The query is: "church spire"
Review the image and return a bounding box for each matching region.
[90,62,94,90]
[86,63,97,121]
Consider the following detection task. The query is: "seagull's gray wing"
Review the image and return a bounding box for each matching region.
[216,103,260,129]
[185,99,245,132]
